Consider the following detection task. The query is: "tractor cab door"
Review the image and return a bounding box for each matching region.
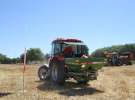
[51,43,63,56]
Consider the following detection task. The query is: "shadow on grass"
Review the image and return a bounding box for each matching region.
[37,81,104,96]
[0,92,12,98]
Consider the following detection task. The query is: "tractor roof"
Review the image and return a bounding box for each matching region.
[64,42,85,46]
[52,38,83,44]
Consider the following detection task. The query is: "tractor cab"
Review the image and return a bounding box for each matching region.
[51,39,89,58]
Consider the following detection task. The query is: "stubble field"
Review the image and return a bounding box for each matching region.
[0,64,135,100]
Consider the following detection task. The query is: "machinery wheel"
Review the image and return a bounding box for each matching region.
[38,65,49,81]
[50,60,65,85]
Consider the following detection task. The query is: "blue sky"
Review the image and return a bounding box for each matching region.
[0,0,135,58]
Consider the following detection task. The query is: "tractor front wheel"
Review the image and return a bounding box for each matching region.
[38,65,49,81]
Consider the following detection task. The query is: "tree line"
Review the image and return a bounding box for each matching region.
[0,53,20,64]
[0,48,50,64]
[0,43,135,64]
[91,43,135,59]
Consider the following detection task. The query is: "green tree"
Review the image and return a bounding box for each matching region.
[0,53,14,64]
[0,53,7,64]
[10,58,20,64]
[20,48,45,63]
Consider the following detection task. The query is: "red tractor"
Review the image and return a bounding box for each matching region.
[38,38,103,85]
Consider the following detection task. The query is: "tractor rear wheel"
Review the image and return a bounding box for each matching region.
[50,60,65,85]
[38,65,49,81]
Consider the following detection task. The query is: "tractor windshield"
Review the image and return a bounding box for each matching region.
[52,42,89,58]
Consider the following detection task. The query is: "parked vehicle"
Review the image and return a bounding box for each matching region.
[105,52,132,66]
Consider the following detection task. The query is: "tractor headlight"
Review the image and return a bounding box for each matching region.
[81,64,86,68]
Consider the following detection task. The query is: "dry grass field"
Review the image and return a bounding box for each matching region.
[0,64,135,100]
